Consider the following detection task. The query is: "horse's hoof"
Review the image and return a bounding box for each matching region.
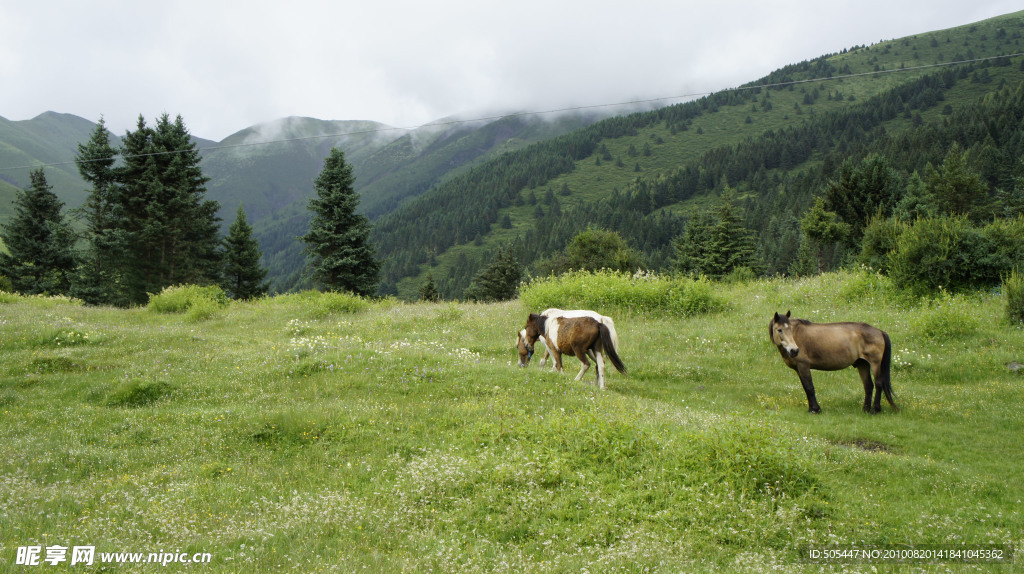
[809,407,821,414]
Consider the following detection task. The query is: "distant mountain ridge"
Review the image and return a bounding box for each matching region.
[2,10,1023,297]
[0,109,608,290]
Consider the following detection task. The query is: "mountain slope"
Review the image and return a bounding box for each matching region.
[0,111,606,292]
[0,112,101,209]
[2,11,1022,298]
[371,10,1024,299]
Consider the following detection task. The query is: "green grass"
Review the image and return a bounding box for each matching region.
[1,271,1022,571]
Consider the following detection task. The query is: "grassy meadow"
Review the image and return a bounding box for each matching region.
[1,270,1022,572]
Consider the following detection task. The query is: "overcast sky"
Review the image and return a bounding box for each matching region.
[1,1,1020,142]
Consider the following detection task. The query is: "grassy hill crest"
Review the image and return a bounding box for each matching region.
[373,10,1024,299]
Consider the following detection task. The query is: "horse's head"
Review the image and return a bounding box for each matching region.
[516,329,534,367]
[516,313,548,367]
[770,310,799,358]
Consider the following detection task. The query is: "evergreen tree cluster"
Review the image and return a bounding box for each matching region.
[0,115,271,304]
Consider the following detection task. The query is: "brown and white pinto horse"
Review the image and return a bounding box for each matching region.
[516,308,619,370]
[769,311,896,414]
[521,313,626,390]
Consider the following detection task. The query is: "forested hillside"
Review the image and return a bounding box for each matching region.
[0,111,605,292]
[3,11,1023,299]
[373,10,1024,299]
[242,112,607,292]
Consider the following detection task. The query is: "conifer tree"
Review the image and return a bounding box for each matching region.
[673,209,715,277]
[418,273,440,302]
[464,245,522,302]
[222,205,269,300]
[0,169,77,294]
[703,189,756,278]
[72,117,122,304]
[301,148,379,296]
[800,197,851,274]
[823,154,901,244]
[673,190,756,278]
[924,142,992,222]
[115,114,221,304]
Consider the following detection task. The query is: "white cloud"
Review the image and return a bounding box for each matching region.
[0,0,1019,141]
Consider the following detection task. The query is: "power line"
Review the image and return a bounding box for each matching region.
[1,51,1021,174]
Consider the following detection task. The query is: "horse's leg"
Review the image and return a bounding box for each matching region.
[545,336,564,373]
[593,349,606,390]
[796,364,821,413]
[869,359,887,413]
[573,346,591,381]
[857,362,877,413]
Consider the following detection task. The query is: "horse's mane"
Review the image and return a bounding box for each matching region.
[529,313,547,333]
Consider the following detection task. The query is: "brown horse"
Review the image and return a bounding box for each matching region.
[769,311,896,414]
[522,313,626,389]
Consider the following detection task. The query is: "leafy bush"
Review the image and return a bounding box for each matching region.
[1004,269,1024,325]
[835,266,900,304]
[911,289,984,340]
[888,216,986,296]
[858,216,905,273]
[0,292,83,307]
[887,216,1024,296]
[520,269,727,316]
[147,284,228,314]
[255,290,371,318]
[305,290,369,317]
[185,296,224,322]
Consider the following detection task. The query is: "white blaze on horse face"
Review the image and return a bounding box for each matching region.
[517,329,531,367]
[774,321,799,358]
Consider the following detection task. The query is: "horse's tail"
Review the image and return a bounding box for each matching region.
[599,317,619,350]
[599,323,627,375]
[879,331,898,411]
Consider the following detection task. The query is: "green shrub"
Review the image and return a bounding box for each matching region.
[0,292,84,307]
[835,266,899,304]
[912,290,984,340]
[262,290,370,318]
[520,270,727,316]
[185,296,223,322]
[147,285,228,314]
[887,216,1024,296]
[1004,269,1024,325]
[858,216,905,273]
[723,266,756,284]
[888,216,986,296]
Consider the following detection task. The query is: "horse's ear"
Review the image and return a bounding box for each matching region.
[785,310,791,318]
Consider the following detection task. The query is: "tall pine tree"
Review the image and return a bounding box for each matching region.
[72,117,122,304]
[115,114,221,304]
[301,148,379,296]
[222,204,269,300]
[0,169,77,294]
[464,245,522,301]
